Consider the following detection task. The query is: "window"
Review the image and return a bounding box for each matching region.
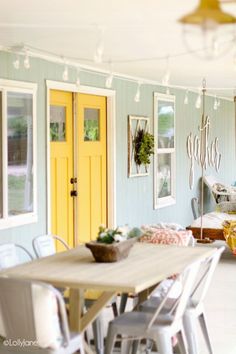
[84,108,100,141]
[0,80,37,229]
[154,93,176,209]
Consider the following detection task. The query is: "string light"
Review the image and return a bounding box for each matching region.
[94,27,105,63]
[76,67,80,88]
[184,89,189,104]
[195,92,202,109]
[214,95,218,110]
[217,97,221,108]
[23,51,30,69]
[162,56,170,86]
[166,86,170,95]
[62,63,69,81]
[105,62,114,88]
[13,55,20,70]
[2,44,236,102]
[134,82,141,102]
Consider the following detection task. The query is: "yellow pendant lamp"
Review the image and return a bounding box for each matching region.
[179,0,236,27]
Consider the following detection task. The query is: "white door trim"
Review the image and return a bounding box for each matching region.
[46,80,116,238]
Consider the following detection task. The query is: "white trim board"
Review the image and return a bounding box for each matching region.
[46,81,117,240]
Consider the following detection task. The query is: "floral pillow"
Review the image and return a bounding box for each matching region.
[140,228,193,246]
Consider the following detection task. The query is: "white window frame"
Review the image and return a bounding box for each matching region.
[154,92,176,209]
[0,79,37,229]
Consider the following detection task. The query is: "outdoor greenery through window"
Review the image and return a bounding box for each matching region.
[84,108,100,141]
[0,81,36,228]
[7,92,33,216]
[50,105,66,141]
[154,93,176,209]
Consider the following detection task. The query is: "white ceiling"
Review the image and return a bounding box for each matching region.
[0,0,236,97]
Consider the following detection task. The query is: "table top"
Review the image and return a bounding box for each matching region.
[1,243,216,293]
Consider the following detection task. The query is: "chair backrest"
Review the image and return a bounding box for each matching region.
[0,277,70,349]
[190,246,225,306]
[33,234,69,258]
[147,258,201,329]
[191,197,200,220]
[0,243,33,270]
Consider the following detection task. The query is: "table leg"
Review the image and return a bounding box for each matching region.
[133,285,157,310]
[69,288,84,331]
[81,291,116,331]
[69,289,116,333]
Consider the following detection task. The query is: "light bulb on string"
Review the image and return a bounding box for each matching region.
[217,97,221,107]
[76,67,80,88]
[166,86,170,95]
[184,89,189,104]
[13,55,20,70]
[105,61,114,88]
[162,56,170,86]
[62,63,69,81]
[94,27,105,63]
[24,51,30,69]
[195,92,201,109]
[213,95,218,110]
[134,82,141,103]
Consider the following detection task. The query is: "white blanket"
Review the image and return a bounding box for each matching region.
[191,212,236,229]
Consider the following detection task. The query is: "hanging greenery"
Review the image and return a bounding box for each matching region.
[133,129,154,166]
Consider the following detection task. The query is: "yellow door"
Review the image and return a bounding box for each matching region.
[50,90,74,249]
[77,94,107,243]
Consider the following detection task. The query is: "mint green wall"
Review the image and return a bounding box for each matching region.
[0,52,235,252]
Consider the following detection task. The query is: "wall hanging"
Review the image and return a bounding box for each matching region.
[128,116,154,177]
[186,78,221,243]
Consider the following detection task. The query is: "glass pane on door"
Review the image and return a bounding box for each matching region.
[7,92,34,216]
[50,105,66,141]
[84,108,100,141]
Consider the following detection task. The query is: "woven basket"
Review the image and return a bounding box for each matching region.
[85,238,137,262]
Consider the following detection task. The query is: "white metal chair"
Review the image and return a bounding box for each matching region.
[0,277,84,354]
[0,243,33,270]
[32,234,69,258]
[32,234,118,354]
[191,197,200,220]
[139,246,225,354]
[105,260,201,354]
[183,246,225,354]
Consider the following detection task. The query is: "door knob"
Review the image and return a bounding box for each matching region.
[70,177,78,184]
[70,190,78,197]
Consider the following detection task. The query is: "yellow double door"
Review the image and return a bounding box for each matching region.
[50,90,107,247]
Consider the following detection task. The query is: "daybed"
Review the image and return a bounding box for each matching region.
[187,211,236,241]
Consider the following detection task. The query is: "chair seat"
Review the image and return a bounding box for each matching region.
[110,311,174,334]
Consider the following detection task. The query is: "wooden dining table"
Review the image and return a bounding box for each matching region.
[0,242,216,334]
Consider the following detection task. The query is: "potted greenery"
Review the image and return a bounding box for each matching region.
[85,225,142,262]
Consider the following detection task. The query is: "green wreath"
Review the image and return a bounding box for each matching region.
[133,129,154,166]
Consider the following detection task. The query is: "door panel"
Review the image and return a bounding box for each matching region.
[50,90,74,249]
[77,94,107,243]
